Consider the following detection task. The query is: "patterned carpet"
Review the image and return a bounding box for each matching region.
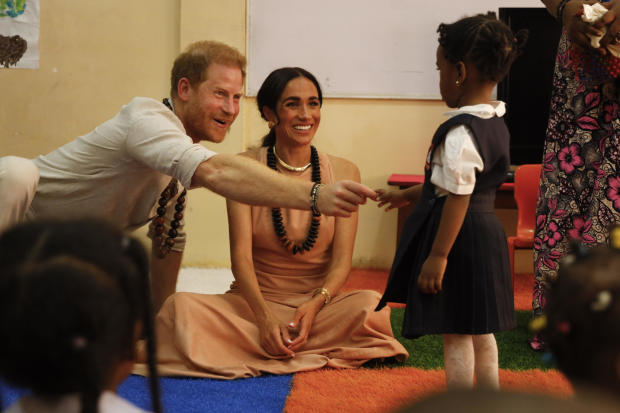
[1,269,572,413]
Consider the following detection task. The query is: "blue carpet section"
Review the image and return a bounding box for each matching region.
[119,374,293,413]
[0,381,29,409]
[2,374,293,413]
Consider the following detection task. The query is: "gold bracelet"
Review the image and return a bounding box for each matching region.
[312,287,331,304]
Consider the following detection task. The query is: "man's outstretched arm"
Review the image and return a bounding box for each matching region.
[191,153,377,217]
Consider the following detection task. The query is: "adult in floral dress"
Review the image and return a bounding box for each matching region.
[533,0,620,349]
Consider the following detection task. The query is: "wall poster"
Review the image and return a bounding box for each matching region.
[0,0,39,69]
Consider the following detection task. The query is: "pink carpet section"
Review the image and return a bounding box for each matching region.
[285,368,573,413]
[342,269,535,311]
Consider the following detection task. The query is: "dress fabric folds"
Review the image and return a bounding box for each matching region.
[134,148,408,379]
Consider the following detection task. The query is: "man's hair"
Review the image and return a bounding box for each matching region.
[170,40,246,97]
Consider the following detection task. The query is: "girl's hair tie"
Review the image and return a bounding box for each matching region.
[590,290,612,312]
[71,335,88,350]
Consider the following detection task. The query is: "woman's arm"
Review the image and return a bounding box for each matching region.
[226,174,295,357]
[287,156,360,351]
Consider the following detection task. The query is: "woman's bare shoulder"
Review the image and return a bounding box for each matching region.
[326,153,361,182]
[239,147,262,161]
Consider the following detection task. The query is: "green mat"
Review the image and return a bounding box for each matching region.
[367,310,552,370]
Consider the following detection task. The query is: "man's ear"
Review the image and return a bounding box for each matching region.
[177,77,192,102]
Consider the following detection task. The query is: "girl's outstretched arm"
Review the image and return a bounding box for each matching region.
[376,184,423,211]
[417,193,471,294]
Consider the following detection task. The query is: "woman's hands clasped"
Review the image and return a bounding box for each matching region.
[286,297,324,352]
[257,296,324,357]
[257,314,295,357]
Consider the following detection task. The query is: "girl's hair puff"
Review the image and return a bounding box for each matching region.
[0,219,162,413]
[437,12,528,82]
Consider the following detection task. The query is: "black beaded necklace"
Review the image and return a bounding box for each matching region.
[154,98,187,258]
[153,180,187,258]
[267,145,321,255]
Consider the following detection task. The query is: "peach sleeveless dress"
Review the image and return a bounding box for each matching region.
[135,148,408,379]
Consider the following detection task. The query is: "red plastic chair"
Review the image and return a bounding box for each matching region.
[507,164,542,290]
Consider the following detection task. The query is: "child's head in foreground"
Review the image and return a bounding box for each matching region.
[543,227,620,396]
[0,218,161,413]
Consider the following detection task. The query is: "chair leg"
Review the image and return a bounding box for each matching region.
[507,237,515,294]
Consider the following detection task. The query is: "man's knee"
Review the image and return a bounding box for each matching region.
[0,156,39,193]
[0,156,39,230]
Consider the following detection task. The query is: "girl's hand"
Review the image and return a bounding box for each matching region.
[417,254,447,294]
[257,315,295,357]
[375,188,411,211]
[563,1,606,51]
[286,297,323,352]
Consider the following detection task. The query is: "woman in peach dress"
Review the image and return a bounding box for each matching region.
[138,67,407,379]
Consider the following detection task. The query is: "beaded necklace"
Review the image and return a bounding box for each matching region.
[267,145,321,254]
[154,98,187,258]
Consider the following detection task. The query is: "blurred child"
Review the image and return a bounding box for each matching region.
[0,219,161,413]
[542,226,620,401]
[376,13,527,389]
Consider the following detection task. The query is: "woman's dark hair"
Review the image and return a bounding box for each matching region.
[256,67,323,147]
[0,219,162,413]
[542,241,620,394]
[437,12,528,82]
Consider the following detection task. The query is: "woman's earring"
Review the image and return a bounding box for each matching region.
[268,120,276,129]
[455,80,461,87]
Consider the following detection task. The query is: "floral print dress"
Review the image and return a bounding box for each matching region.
[533,32,620,317]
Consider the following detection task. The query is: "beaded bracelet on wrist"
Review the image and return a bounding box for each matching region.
[267,145,321,255]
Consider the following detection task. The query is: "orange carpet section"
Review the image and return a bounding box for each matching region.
[284,270,569,413]
[498,369,573,396]
[285,368,573,413]
[342,269,535,311]
[285,367,445,413]
[513,272,535,311]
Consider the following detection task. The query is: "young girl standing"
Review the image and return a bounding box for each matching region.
[376,13,527,389]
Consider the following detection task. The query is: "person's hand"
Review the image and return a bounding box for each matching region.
[596,0,620,49]
[286,297,323,352]
[417,254,447,294]
[257,315,295,357]
[375,188,411,211]
[563,0,606,51]
[317,180,377,217]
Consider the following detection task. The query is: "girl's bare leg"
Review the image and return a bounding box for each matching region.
[472,333,499,389]
[443,334,474,389]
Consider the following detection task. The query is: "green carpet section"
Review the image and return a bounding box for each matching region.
[367,310,553,371]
